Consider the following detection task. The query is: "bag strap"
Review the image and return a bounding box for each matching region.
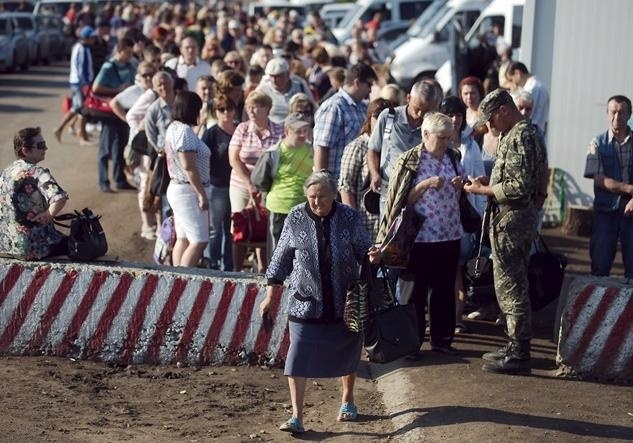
[53,212,79,229]
[382,107,396,142]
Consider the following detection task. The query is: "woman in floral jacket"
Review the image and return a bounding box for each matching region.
[0,127,69,259]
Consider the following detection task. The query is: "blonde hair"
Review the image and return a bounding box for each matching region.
[421,112,453,135]
[245,90,272,110]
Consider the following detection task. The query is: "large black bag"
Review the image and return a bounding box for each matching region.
[465,199,496,306]
[54,208,108,261]
[528,234,567,311]
[363,264,421,364]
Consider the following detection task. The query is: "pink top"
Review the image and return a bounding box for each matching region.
[412,150,464,243]
[228,119,284,190]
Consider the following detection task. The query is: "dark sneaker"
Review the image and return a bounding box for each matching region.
[431,345,460,356]
[482,342,513,362]
[482,356,531,375]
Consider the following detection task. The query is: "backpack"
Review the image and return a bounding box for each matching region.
[54,208,108,261]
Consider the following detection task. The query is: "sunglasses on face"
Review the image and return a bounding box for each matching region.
[31,141,48,150]
[216,107,234,113]
[141,72,155,78]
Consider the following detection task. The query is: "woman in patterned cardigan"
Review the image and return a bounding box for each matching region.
[259,171,380,434]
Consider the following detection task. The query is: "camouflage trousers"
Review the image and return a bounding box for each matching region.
[490,207,538,342]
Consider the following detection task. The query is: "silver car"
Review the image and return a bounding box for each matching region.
[11,12,49,65]
[0,12,30,71]
[35,14,66,61]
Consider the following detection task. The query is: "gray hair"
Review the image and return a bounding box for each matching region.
[421,112,453,135]
[411,79,440,105]
[304,170,338,196]
[513,89,533,104]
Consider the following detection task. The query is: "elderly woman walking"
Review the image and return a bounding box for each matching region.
[260,171,380,434]
[377,112,465,360]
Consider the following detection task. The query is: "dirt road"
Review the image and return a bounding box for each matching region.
[1,63,632,443]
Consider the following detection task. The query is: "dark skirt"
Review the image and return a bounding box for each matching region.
[284,320,363,378]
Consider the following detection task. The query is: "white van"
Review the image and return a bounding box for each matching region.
[388,0,491,90]
[436,0,525,92]
[332,0,433,45]
[320,2,355,30]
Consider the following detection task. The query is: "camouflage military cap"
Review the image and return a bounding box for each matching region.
[476,88,514,126]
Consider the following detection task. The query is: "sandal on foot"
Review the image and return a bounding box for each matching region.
[337,402,358,422]
[279,417,305,434]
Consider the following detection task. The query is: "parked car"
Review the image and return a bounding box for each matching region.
[436,0,525,92]
[320,2,355,29]
[0,0,35,12]
[0,12,30,71]
[36,13,66,60]
[332,0,433,44]
[388,0,491,89]
[11,11,50,64]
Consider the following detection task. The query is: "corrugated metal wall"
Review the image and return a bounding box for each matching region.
[529,0,633,206]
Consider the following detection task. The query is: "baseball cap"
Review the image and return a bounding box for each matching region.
[79,26,98,39]
[476,88,514,126]
[285,112,310,131]
[265,57,289,76]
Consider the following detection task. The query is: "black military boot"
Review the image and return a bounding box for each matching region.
[482,341,531,375]
[482,341,512,362]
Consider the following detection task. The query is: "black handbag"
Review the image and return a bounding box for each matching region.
[448,149,482,233]
[54,208,108,261]
[363,264,421,364]
[150,154,170,197]
[465,199,496,306]
[528,234,567,311]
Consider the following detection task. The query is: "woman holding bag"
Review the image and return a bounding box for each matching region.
[228,90,283,272]
[377,112,465,360]
[164,91,211,267]
[260,171,381,434]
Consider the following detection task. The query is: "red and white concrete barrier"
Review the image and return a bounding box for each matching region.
[557,275,633,380]
[0,260,290,366]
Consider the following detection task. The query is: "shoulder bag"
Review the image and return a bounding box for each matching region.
[528,233,567,311]
[54,208,108,261]
[448,148,482,234]
[379,205,425,269]
[363,262,421,364]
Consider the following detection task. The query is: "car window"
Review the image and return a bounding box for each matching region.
[0,17,9,35]
[15,16,34,30]
[407,0,448,37]
[399,1,430,22]
[468,15,504,49]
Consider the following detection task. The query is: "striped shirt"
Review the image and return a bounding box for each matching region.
[313,89,367,181]
[229,119,284,190]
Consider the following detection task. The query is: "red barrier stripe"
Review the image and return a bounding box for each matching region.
[145,278,188,363]
[590,289,633,374]
[566,286,619,368]
[0,264,24,308]
[253,285,283,356]
[27,270,78,353]
[0,267,52,352]
[57,271,108,356]
[224,283,260,364]
[172,280,213,365]
[87,273,134,358]
[561,284,597,343]
[199,281,236,364]
[275,326,290,364]
[119,274,159,363]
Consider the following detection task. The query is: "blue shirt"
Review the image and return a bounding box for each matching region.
[313,89,367,181]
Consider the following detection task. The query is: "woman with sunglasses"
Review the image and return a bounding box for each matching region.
[0,127,69,260]
[200,95,237,271]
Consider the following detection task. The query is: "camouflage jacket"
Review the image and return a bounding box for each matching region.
[490,120,547,208]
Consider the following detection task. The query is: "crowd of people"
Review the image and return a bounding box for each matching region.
[2,0,632,437]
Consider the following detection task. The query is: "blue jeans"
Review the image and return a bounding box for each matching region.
[98,119,128,189]
[205,185,233,271]
[590,205,633,278]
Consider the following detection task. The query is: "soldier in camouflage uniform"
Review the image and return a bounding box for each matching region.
[464,89,547,375]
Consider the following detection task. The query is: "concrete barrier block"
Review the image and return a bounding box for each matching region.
[557,275,633,380]
[0,259,290,366]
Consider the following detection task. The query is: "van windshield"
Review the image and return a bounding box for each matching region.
[407,0,449,38]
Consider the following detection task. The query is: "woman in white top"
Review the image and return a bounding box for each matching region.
[164,91,211,267]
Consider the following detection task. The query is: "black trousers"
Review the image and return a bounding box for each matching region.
[407,240,460,348]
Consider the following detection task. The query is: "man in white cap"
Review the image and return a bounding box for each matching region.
[256,57,316,125]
